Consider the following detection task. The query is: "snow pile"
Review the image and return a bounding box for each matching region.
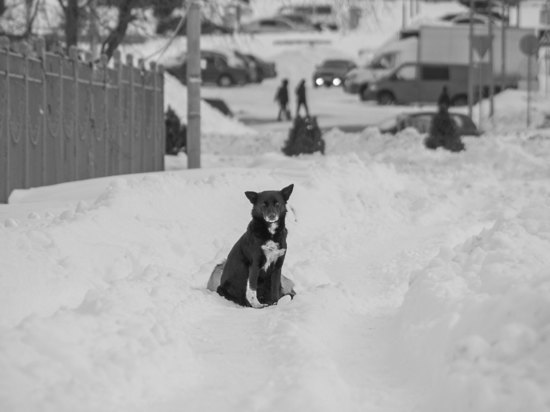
[398,204,550,412]
[163,72,256,136]
[472,89,549,133]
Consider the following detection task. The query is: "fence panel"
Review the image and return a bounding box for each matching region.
[0,39,8,202]
[6,52,26,193]
[43,45,62,186]
[0,39,164,203]
[28,52,45,189]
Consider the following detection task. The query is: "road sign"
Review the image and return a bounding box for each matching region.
[520,34,539,56]
[540,30,550,47]
[472,35,492,58]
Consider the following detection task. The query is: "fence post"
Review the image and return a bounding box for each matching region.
[0,36,9,203]
[138,58,146,172]
[36,38,49,185]
[150,60,158,172]
[69,46,78,181]
[159,65,165,171]
[127,53,134,173]
[101,53,108,177]
[22,43,30,188]
[114,50,122,175]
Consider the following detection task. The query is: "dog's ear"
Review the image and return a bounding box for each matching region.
[245,191,258,204]
[281,184,294,202]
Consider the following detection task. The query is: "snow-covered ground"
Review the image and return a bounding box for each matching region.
[2,1,550,412]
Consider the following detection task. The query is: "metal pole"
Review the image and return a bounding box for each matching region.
[468,0,474,118]
[402,0,406,29]
[527,53,531,127]
[546,48,549,97]
[187,0,201,169]
[488,7,494,118]
[501,2,507,92]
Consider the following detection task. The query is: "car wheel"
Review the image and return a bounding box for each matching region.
[377,91,395,105]
[217,74,234,87]
[451,94,468,107]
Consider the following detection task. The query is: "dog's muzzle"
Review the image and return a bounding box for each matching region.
[264,214,279,223]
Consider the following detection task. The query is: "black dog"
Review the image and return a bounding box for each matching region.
[207,184,296,308]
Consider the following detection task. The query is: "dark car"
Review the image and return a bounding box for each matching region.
[166,50,249,87]
[234,51,277,83]
[312,59,356,87]
[156,16,233,35]
[378,111,482,137]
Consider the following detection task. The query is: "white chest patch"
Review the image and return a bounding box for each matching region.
[268,222,278,235]
[261,240,286,271]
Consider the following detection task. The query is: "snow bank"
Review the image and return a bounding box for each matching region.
[397,204,550,412]
[163,73,256,136]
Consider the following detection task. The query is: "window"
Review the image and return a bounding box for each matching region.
[421,66,450,81]
[395,65,416,81]
[260,19,278,27]
[409,115,433,134]
[451,115,464,129]
[371,53,396,70]
[315,6,333,14]
[213,56,227,69]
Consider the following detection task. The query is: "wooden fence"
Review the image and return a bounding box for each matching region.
[0,38,165,203]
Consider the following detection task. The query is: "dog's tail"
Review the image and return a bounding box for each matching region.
[206,259,226,292]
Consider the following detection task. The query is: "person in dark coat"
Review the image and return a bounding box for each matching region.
[424,86,465,152]
[295,79,309,118]
[275,79,291,121]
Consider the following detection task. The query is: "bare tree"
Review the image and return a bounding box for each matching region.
[100,0,137,59]
[57,0,79,49]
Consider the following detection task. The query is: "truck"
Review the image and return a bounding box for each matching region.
[344,24,538,102]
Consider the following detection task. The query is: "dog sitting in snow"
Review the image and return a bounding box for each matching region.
[207,184,296,308]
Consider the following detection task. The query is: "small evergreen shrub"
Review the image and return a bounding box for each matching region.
[165,106,187,155]
[282,116,325,156]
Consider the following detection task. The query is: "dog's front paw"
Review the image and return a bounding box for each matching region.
[246,286,267,309]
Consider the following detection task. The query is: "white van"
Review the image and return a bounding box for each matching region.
[343,36,418,100]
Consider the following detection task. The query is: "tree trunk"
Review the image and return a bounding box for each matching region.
[65,0,79,50]
[101,0,135,60]
[0,0,6,17]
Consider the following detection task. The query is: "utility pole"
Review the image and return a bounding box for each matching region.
[468,0,474,118]
[402,0,407,29]
[186,0,201,169]
[501,1,507,93]
[488,7,494,118]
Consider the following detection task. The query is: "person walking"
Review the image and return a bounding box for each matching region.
[295,79,309,118]
[424,86,464,152]
[275,79,291,121]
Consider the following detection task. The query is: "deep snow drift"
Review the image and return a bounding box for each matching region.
[1,126,550,412]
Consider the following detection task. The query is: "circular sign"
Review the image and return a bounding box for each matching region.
[520,34,539,56]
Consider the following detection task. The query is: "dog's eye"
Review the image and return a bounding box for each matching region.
[275,202,280,206]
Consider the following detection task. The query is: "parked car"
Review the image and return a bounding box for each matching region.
[360,62,483,106]
[277,4,338,30]
[156,16,233,35]
[312,59,357,87]
[275,13,319,31]
[437,12,502,26]
[166,50,250,87]
[378,111,482,137]
[234,51,277,83]
[239,17,312,34]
